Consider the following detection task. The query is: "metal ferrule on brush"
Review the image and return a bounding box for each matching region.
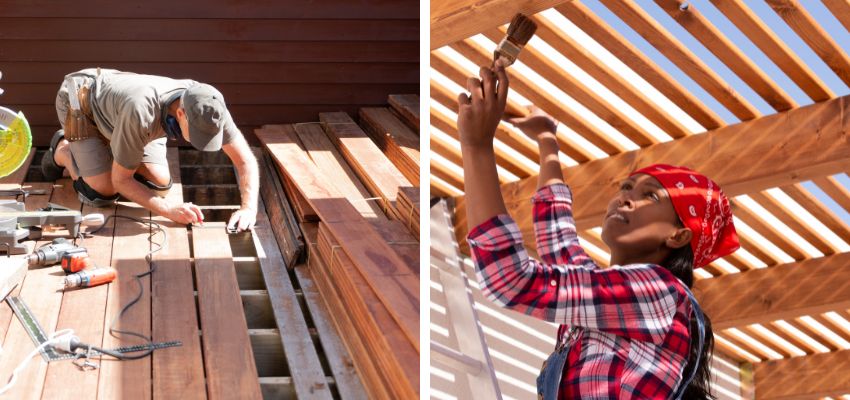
[494,37,524,66]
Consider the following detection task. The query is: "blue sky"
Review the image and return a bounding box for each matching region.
[580,0,850,226]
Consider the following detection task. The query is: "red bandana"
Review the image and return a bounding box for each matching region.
[630,164,739,268]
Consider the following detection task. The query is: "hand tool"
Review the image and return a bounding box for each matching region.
[493,14,538,67]
[26,238,86,267]
[64,267,117,289]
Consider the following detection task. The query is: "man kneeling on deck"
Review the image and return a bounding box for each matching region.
[42,68,258,232]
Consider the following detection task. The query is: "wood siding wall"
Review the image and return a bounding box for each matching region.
[0,0,419,146]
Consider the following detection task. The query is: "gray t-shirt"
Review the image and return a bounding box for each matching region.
[69,68,237,170]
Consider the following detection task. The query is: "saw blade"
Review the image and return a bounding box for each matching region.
[0,106,32,179]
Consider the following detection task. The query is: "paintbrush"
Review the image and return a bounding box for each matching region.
[493,14,538,67]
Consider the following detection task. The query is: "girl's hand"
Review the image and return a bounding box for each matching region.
[505,105,558,139]
[457,61,509,148]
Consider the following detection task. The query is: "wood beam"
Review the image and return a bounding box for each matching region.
[655,0,796,111]
[453,94,850,253]
[767,0,850,88]
[598,0,760,120]
[710,0,834,102]
[556,1,724,130]
[754,349,850,399]
[694,252,850,330]
[430,0,568,50]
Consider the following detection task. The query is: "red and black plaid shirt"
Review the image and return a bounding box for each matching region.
[467,184,694,399]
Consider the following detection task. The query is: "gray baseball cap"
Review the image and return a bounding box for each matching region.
[182,83,227,152]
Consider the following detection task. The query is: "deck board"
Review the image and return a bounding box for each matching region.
[151,148,207,400]
[193,223,263,400]
[41,180,112,400]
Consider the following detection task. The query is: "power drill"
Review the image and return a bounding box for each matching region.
[26,238,87,267]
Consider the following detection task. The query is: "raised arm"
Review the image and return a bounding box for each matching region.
[458,62,511,231]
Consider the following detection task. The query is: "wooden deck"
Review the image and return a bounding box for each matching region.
[0,148,366,399]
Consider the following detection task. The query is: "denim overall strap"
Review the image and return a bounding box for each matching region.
[672,287,706,400]
[537,328,578,400]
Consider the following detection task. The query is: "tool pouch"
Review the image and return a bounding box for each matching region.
[64,86,100,142]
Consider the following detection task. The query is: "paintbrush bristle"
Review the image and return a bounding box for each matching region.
[505,13,537,46]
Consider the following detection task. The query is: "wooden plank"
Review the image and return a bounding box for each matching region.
[0,62,418,85]
[251,199,333,399]
[394,187,420,242]
[0,18,418,41]
[598,0,759,120]
[1,41,416,63]
[193,223,262,400]
[530,13,692,138]
[430,0,568,49]
[41,180,112,400]
[0,182,60,400]
[150,148,206,400]
[294,122,386,220]
[317,225,419,398]
[813,175,850,215]
[754,349,850,399]
[452,94,850,253]
[387,94,420,132]
[694,252,850,330]
[824,0,850,34]
[255,148,305,267]
[320,112,414,217]
[556,1,724,130]
[728,198,808,261]
[316,200,420,351]
[3,82,419,107]
[429,79,544,163]
[654,0,795,111]
[96,201,153,400]
[767,0,850,88]
[430,104,537,178]
[451,38,626,156]
[359,107,420,185]
[306,247,392,400]
[483,27,660,147]
[293,260,368,399]
[258,128,419,349]
[711,0,834,102]
[0,0,417,18]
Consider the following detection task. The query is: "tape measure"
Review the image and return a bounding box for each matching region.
[0,106,32,179]
[6,296,182,362]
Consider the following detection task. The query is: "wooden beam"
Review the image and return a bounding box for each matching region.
[695,252,850,330]
[556,1,724,130]
[655,0,795,111]
[823,0,850,35]
[710,0,834,102]
[483,27,660,147]
[598,0,760,120]
[451,38,626,155]
[453,94,850,253]
[754,349,850,399]
[767,0,850,88]
[430,0,568,49]
[530,13,692,138]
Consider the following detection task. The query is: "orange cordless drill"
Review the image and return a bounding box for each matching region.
[64,267,117,289]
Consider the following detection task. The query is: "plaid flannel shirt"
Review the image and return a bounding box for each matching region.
[467,184,694,399]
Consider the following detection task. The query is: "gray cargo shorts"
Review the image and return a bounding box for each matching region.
[55,78,168,178]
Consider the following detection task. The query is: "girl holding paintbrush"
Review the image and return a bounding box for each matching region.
[458,55,738,400]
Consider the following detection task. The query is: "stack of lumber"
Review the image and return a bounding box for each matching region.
[395,186,420,241]
[255,96,420,398]
[359,106,420,185]
[388,94,420,132]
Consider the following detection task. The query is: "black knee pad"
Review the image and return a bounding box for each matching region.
[73,178,118,208]
[133,173,172,191]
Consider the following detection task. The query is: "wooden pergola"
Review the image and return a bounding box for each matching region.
[430,1,850,398]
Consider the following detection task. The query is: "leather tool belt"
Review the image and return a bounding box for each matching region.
[64,85,101,142]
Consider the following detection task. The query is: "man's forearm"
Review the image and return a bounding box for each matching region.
[235,155,259,211]
[461,143,508,231]
[113,175,169,216]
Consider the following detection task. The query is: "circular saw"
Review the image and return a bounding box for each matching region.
[0,106,32,179]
